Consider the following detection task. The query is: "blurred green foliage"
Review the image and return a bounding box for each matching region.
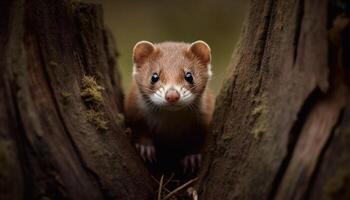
[84,0,248,94]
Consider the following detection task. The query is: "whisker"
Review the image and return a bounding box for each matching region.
[154,93,163,98]
[140,88,164,99]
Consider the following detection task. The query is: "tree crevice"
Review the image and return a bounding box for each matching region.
[37,29,104,194]
[268,87,323,200]
[293,0,305,65]
[303,108,344,199]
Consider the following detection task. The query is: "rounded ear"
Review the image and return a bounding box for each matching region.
[188,40,211,65]
[133,41,156,66]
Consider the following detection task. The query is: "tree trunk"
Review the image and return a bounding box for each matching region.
[197,0,350,200]
[0,0,153,199]
[2,0,350,200]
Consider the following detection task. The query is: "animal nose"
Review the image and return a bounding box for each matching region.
[165,89,180,103]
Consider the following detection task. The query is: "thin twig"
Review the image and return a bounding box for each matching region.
[157,175,164,200]
[162,177,199,200]
[151,175,171,193]
[163,173,175,188]
[151,175,159,183]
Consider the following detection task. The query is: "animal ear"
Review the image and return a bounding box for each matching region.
[188,40,211,65]
[133,41,156,66]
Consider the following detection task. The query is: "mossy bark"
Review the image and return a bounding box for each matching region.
[197,0,350,199]
[1,0,350,199]
[0,0,153,199]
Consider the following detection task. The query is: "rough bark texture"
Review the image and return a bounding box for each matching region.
[1,0,350,199]
[0,0,153,199]
[197,0,350,199]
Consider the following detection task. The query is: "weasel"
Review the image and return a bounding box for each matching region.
[125,40,214,172]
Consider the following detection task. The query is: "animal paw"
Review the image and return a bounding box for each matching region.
[135,143,156,163]
[182,154,201,173]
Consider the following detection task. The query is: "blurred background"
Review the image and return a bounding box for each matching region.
[83,0,248,94]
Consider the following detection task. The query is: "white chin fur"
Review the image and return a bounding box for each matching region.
[148,85,195,110]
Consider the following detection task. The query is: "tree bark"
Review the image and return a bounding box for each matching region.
[0,0,153,199]
[2,0,350,199]
[197,0,350,200]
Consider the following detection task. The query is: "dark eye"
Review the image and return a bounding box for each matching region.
[151,73,159,84]
[185,72,193,84]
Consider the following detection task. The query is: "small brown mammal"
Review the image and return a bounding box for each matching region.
[125,40,214,172]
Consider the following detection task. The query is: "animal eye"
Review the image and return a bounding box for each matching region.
[184,72,193,84]
[151,73,159,84]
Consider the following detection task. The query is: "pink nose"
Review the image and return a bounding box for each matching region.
[165,89,180,103]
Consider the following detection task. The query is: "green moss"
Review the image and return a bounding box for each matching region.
[60,91,72,105]
[86,109,109,131]
[252,104,265,116]
[251,94,269,140]
[61,91,72,98]
[115,113,125,128]
[80,75,104,104]
[221,132,232,140]
[252,122,267,139]
[80,75,109,131]
[81,88,103,103]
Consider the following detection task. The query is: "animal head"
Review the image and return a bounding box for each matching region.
[132,40,212,111]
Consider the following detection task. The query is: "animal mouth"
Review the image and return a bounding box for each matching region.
[162,102,186,111]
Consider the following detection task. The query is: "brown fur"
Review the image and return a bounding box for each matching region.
[125,41,214,161]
